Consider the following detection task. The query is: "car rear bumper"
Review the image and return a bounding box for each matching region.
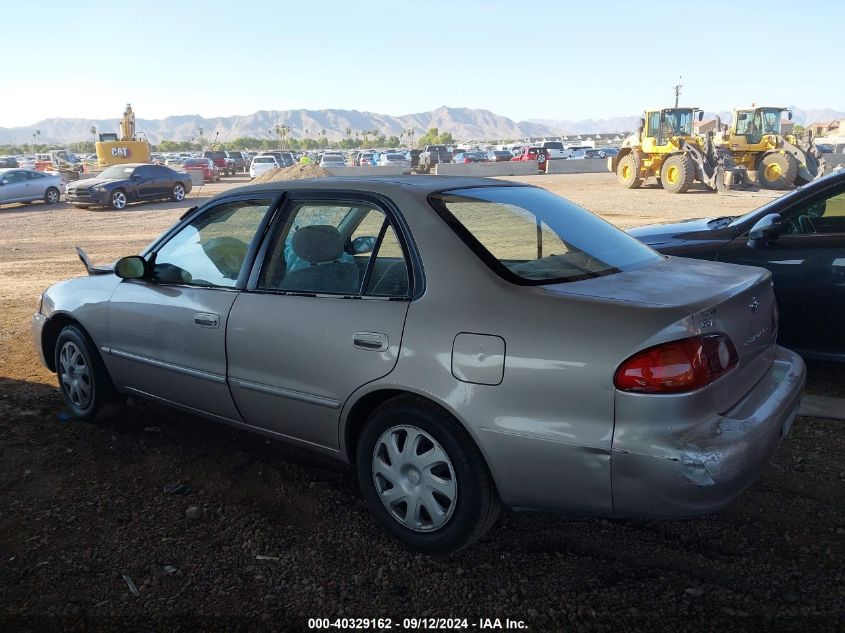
[611,345,805,517]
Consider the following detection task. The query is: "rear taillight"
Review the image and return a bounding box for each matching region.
[614,334,738,394]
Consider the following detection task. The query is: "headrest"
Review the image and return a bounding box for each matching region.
[291,225,344,264]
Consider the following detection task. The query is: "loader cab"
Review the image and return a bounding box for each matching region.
[734,108,786,147]
[643,108,697,153]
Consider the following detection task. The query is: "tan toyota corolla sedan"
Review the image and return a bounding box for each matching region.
[32,176,805,552]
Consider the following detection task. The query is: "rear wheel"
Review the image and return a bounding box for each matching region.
[44,187,60,204]
[616,153,642,189]
[54,325,119,420]
[356,395,500,554]
[660,154,695,193]
[757,152,797,189]
[171,183,186,201]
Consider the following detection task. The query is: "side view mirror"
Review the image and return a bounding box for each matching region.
[349,235,377,255]
[131,174,142,180]
[0,180,6,186]
[788,111,793,121]
[698,110,704,122]
[748,213,782,247]
[115,255,147,279]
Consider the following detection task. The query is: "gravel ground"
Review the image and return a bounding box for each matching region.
[0,173,842,631]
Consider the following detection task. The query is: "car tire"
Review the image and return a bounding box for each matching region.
[54,325,120,421]
[109,189,127,210]
[171,183,186,201]
[757,152,798,189]
[44,187,61,204]
[660,154,695,194]
[356,395,501,554]
[616,153,642,189]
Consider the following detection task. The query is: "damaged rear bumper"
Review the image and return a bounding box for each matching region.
[611,345,805,517]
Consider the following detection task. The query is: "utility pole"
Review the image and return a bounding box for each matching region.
[672,76,682,107]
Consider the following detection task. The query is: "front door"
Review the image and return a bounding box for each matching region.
[105,195,275,419]
[227,196,414,450]
[719,187,845,358]
[0,170,29,202]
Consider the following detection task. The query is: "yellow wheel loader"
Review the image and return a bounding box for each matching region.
[715,107,826,189]
[609,107,746,194]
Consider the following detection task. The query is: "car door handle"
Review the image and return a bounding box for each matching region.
[353,332,388,352]
[193,312,220,328]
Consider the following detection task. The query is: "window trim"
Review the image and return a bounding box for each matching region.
[140,192,283,290]
[245,190,421,300]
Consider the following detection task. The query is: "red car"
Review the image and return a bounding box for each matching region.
[184,158,220,182]
[511,147,550,173]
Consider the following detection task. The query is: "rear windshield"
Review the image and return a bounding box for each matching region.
[543,142,563,149]
[427,145,447,152]
[205,151,226,159]
[254,157,276,163]
[429,186,661,285]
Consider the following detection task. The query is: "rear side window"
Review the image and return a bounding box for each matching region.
[257,201,409,297]
[429,186,661,285]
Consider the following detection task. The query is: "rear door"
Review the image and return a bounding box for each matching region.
[226,194,414,450]
[105,195,276,419]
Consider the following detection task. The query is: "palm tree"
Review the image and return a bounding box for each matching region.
[345,127,352,140]
[197,127,204,149]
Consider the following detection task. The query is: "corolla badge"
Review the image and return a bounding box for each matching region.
[749,296,760,313]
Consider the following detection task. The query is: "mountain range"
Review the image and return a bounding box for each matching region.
[2,106,843,145]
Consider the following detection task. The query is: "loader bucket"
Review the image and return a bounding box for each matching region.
[783,135,827,185]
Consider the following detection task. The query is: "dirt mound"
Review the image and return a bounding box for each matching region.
[251,164,332,184]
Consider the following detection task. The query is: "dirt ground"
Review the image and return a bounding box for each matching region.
[0,173,843,631]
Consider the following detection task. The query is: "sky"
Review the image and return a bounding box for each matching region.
[2,0,843,127]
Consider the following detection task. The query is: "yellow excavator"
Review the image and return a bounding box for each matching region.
[94,104,152,167]
[609,107,746,193]
[714,106,826,189]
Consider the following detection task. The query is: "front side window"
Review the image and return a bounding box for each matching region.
[258,201,409,297]
[152,198,271,287]
[784,190,845,235]
[430,186,662,285]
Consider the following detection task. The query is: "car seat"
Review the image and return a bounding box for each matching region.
[280,225,360,294]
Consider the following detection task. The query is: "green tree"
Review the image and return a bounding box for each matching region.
[386,135,400,148]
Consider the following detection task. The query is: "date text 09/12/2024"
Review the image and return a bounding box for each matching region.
[307,617,528,630]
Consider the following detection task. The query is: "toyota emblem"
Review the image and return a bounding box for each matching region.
[749,297,760,313]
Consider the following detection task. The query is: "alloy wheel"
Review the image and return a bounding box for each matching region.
[111,191,127,209]
[371,425,457,532]
[173,184,185,201]
[59,341,92,409]
[46,189,60,203]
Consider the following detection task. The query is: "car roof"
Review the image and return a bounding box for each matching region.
[223,176,531,198]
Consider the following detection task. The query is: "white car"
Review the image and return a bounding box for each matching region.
[250,155,280,179]
[0,168,64,206]
[378,152,411,169]
[319,154,346,169]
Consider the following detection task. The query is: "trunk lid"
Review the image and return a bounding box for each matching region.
[543,256,778,408]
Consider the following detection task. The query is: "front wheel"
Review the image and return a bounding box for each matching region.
[44,187,60,204]
[356,395,500,554]
[616,153,642,189]
[54,325,119,420]
[660,154,695,193]
[171,183,186,201]
[109,189,127,210]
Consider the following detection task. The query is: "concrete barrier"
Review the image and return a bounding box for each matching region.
[325,166,406,177]
[187,170,205,186]
[434,162,539,176]
[546,159,608,175]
